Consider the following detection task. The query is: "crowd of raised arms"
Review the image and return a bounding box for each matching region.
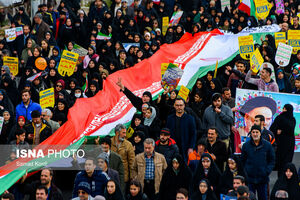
[0,0,300,200]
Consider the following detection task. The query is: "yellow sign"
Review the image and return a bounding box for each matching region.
[288,30,300,54]
[162,16,169,36]
[58,50,79,76]
[254,0,272,20]
[274,32,286,48]
[161,63,169,78]
[3,56,18,76]
[238,35,254,60]
[177,85,190,101]
[250,48,264,73]
[39,88,55,109]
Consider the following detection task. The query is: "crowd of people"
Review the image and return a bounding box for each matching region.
[0,0,300,200]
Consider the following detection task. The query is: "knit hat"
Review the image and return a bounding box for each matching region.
[97,152,109,164]
[250,125,261,133]
[160,128,171,135]
[34,13,43,19]
[78,181,91,194]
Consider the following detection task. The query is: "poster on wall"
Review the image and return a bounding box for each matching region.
[235,88,300,152]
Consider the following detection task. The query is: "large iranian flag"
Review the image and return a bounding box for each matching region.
[0,27,280,193]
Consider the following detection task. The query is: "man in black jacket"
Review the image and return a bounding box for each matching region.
[155,128,179,164]
[21,168,63,200]
[205,127,228,172]
[14,25,32,58]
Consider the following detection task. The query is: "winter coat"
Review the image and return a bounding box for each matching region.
[72,170,109,198]
[24,121,52,145]
[108,151,125,192]
[15,100,42,121]
[33,21,51,45]
[132,152,167,194]
[22,180,63,200]
[166,112,197,162]
[206,139,228,172]
[241,138,275,184]
[203,104,233,140]
[111,136,135,183]
[155,138,179,165]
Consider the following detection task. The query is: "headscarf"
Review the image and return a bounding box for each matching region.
[104,180,125,200]
[276,69,285,91]
[143,106,156,126]
[282,104,294,119]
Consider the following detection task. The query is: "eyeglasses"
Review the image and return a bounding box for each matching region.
[41,114,46,117]
[56,85,62,88]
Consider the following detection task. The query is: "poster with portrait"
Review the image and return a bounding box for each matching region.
[235,88,300,152]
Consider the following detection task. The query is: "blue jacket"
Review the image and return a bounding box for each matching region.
[15,100,42,121]
[72,170,109,198]
[241,138,275,184]
[166,113,196,162]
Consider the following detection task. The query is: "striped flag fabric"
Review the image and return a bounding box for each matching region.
[0,26,281,194]
[26,71,47,82]
[238,0,256,17]
[82,74,88,93]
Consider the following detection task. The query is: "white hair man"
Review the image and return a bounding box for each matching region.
[42,108,60,133]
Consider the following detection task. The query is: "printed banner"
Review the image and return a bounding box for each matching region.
[161,63,183,91]
[235,88,300,152]
[5,28,16,42]
[58,50,79,77]
[221,0,230,12]
[250,48,264,73]
[161,63,169,78]
[15,27,23,36]
[274,32,286,48]
[169,11,183,26]
[3,56,18,76]
[177,85,190,101]
[238,35,254,60]
[275,43,293,67]
[162,16,169,36]
[288,30,300,54]
[254,0,272,20]
[73,44,88,57]
[275,0,284,14]
[39,88,55,109]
